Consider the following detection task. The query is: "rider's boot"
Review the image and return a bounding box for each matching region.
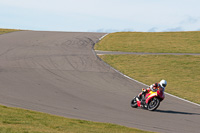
[136,97,139,101]
[141,99,146,105]
[137,92,143,100]
[140,93,146,107]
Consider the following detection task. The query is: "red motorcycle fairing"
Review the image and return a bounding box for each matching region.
[145,89,165,104]
[137,100,141,107]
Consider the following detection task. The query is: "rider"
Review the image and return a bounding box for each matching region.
[137,79,167,105]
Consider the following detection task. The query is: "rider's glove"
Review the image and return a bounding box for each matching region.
[142,89,147,94]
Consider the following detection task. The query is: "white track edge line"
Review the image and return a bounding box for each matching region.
[97,33,200,107]
[99,33,109,40]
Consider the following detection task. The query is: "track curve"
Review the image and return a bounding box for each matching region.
[0,31,199,133]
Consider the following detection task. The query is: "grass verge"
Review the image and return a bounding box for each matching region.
[0,28,20,34]
[100,55,200,104]
[0,105,154,133]
[95,32,200,53]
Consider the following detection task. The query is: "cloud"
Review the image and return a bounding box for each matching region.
[163,27,184,32]
[180,16,200,24]
[148,27,158,32]
[91,28,134,33]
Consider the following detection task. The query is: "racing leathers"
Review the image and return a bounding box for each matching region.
[138,83,165,105]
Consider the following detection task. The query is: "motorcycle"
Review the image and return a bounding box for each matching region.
[131,88,165,111]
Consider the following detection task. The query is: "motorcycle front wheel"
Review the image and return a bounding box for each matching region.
[147,97,160,111]
[131,97,138,108]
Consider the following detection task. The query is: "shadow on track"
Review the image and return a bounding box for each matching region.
[155,109,200,115]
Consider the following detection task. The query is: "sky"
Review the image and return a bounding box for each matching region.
[1,0,200,32]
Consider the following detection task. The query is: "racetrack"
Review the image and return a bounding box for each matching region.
[0,31,199,133]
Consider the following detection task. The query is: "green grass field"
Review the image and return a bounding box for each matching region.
[0,29,153,133]
[100,55,200,104]
[0,28,20,34]
[0,105,154,133]
[95,32,200,53]
[96,32,200,104]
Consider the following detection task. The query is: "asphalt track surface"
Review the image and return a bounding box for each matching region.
[0,31,200,133]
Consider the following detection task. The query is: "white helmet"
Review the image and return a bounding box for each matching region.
[160,80,167,88]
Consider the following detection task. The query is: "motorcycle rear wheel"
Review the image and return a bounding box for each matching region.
[131,97,138,108]
[147,97,160,111]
